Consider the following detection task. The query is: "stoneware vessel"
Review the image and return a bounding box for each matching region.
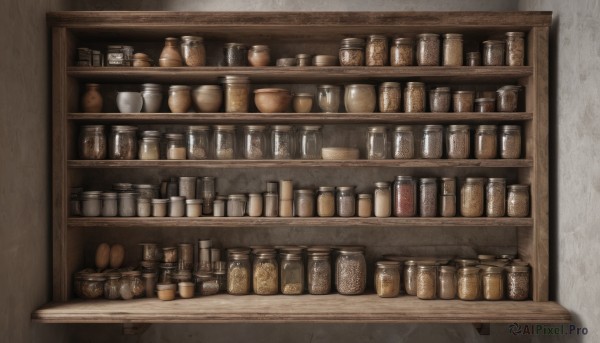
[116,92,143,113]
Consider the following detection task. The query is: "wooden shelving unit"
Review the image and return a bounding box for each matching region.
[36,11,569,325]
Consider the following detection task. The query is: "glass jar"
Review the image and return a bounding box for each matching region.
[299,125,322,159]
[438,265,457,299]
[227,253,251,295]
[378,82,401,113]
[440,177,456,217]
[223,43,247,66]
[180,35,205,66]
[168,196,185,217]
[394,176,416,217]
[500,125,522,159]
[271,125,293,159]
[404,82,426,113]
[307,252,331,295]
[393,126,414,159]
[253,251,278,295]
[227,194,247,217]
[168,85,191,113]
[243,125,267,159]
[429,87,451,113]
[294,189,314,217]
[375,261,401,298]
[109,125,137,160]
[140,243,160,262]
[506,265,530,300]
[507,185,530,217]
[142,273,156,298]
[421,125,443,159]
[137,198,151,217]
[264,193,279,217]
[165,133,186,160]
[457,266,481,300]
[317,187,335,217]
[461,177,485,217]
[497,85,521,112]
[158,262,177,283]
[248,44,270,67]
[443,33,463,66]
[419,178,437,217]
[416,33,440,66]
[79,125,106,160]
[200,176,215,215]
[151,199,168,217]
[483,40,505,66]
[177,243,194,271]
[336,249,366,295]
[475,98,496,112]
[215,270,227,293]
[357,194,372,218]
[186,125,209,160]
[446,125,470,159]
[80,274,106,299]
[367,126,387,159]
[101,192,118,217]
[374,182,392,218]
[293,93,313,113]
[417,264,437,300]
[247,193,263,217]
[213,125,236,159]
[453,90,475,112]
[336,186,355,217]
[103,273,121,300]
[505,32,525,66]
[365,35,388,66]
[339,38,365,66]
[317,85,341,113]
[221,76,250,113]
[280,253,304,295]
[466,51,481,66]
[117,192,136,217]
[482,266,504,300]
[475,125,498,159]
[138,134,160,160]
[486,178,506,217]
[403,260,418,296]
[390,37,414,66]
[345,84,376,113]
[119,271,144,300]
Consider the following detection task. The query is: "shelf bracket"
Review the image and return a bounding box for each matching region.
[122,323,151,335]
[473,323,490,335]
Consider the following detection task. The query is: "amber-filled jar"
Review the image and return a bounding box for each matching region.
[253,250,278,295]
[474,125,498,159]
[394,176,416,217]
[365,35,388,66]
[378,82,401,113]
[457,266,481,300]
[443,33,463,66]
[390,38,414,66]
[506,264,530,300]
[180,36,206,66]
[221,76,250,113]
[507,184,530,217]
[375,261,401,298]
[505,32,526,66]
[482,266,504,300]
[404,82,426,113]
[461,177,485,217]
[416,33,440,66]
[416,264,437,300]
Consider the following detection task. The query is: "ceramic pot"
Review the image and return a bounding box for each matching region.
[81,83,103,113]
[192,85,222,112]
[116,92,143,113]
[159,37,183,67]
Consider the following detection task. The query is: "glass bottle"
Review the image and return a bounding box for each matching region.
[108,125,137,160]
[280,253,304,295]
[317,85,341,113]
[421,125,443,159]
[393,125,414,159]
[253,251,278,295]
[336,248,366,295]
[271,125,293,159]
[365,35,388,66]
[79,125,106,160]
[446,125,470,159]
[180,35,206,66]
[165,133,186,160]
[475,125,498,159]
[378,82,401,113]
[299,125,322,159]
[416,33,440,66]
[404,82,426,113]
[461,177,485,217]
[243,125,267,159]
[213,125,236,159]
[375,261,401,298]
[367,126,387,159]
[186,125,210,160]
[507,184,530,217]
[390,37,414,66]
[500,125,522,159]
[227,253,251,295]
[443,33,463,66]
[307,252,331,295]
[438,265,457,299]
[200,176,215,215]
[394,176,416,217]
[486,178,506,217]
[336,186,355,217]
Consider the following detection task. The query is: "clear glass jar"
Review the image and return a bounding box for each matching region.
[200,176,215,215]
[438,265,457,299]
[461,177,485,217]
[253,251,278,295]
[367,126,387,159]
[336,186,355,217]
[180,35,206,66]
[103,273,121,300]
[457,266,481,300]
[168,196,185,217]
[307,252,331,295]
[440,177,456,217]
[227,253,251,295]
[507,184,530,217]
[419,178,437,217]
[247,193,263,217]
[375,261,401,298]
[101,192,118,217]
[475,125,498,159]
[158,262,177,283]
[109,125,137,160]
[345,84,376,113]
[466,51,481,66]
[221,76,250,113]
[137,198,151,217]
[280,253,304,295]
[475,97,496,112]
[403,260,418,296]
[264,193,279,217]
[404,82,426,113]
[339,38,365,66]
[213,125,236,159]
[336,249,366,295]
[486,178,506,217]
[227,194,247,217]
[394,176,416,217]
[357,193,372,217]
[119,271,144,300]
[80,274,106,299]
[223,43,247,66]
[506,32,525,66]
[416,264,437,300]
[482,266,504,300]
[374,182,391,218]
[378,82,401,113]
[483,40,505,66]
[443,33,463,66]
[138,136,160,160]
[248,44,270,67]
[118,192,136,217]
[271,125,293,159]
[79,125,106,159]
[506,265,530,300]
[168,85,191,113]
[453,91,475,112]
[142,273,156,298]
[500,125,521,159]
[393,125,414,159]
[186,125,210,160]
[446,125,470,159]
[421,125,443,159]
[165,133,186,160]
[390,37,414,66]
[317,85,341,113]
[366,35,388,66]
[317,186,335,217]
[497,85,521,112]
[429,87,451,113]
[416,33,440,66]
[294,189,314,217]
[299,125,322,159]
[243,125,267,159]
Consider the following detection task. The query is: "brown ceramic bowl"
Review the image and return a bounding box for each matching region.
[254,88,292,113]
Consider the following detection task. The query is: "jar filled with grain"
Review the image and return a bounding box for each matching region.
[336,186,356,217]
[429,87,451,113]
[482,266,504,300]
[497,85,521,112]
[180,36,205,66]
[506,264,530,300]
[403,260,418,296]
[186,125,209,160]
[475,125,498,159]
[79,125,106,160]
[440,177,456,217]
[453,90,475,112]
[466,51,481,66]
[253,251,278,295]
[280,252,304,295]
[223,43,247,66]
[483,40,505,66]
[500,125,522,159]
[390,37,414,66]
[120,271,145,300]
[374,182,392,217]
[505,32,526,66]
[299,125,322,159]
[394,176,416,217]
[221,76,250,113]
[367,126,387,159]
[271,125,293,159]
[227,194,247,217]
[247,193,263,217]
[339,38,365,66]
[421,124,443,159]
[366,35,388,66]
[446,125,471,159]
[486,178,506,217]
[438,265,457,299]
[345,84,377,113]
[461,177,485,217]
[138,131,160,160]
[80,274,106,299]
[404,82,426,113]
[307,252,331,295]
[168,85,191,113]
[375,261,401,298]
[443,33,463,66]
[378,82,401,113]
[419,178,438,217]
[165,133,186,160]
[317,85,341,113]
[248,45,270,67]
[507,184,530,217]
[294,189,314,217]
[475,98,496,112]
[417,264,437,300]
[213,125,236,159]
[457,266,481,300]
[417,33,440,66]
[336,248,366,295]
[109,125,137,160]
[357,193,373,218]
[393,125,415,159]
[243,125,267,160]
[317,186,335,217]
[227,253,251,295]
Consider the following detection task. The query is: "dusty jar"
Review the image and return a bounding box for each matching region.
[293,93,313,113]
[378,82,401,113]
[416,33,440,66]
[417,264,437,300]
[374,182,392,218]
[475,98,496,112]
[336,248,367,295]
[272,125,293,159]
[307,252,331,295]
[243,125,267,160]
[404,82,426,113]
[457,267,481,300]
[482,266,504,300]
[109,125,137,160]
[339,38,365,66]
[505,32,526,66]
[248,45,270,67]
[429,87,451,113]
[81,83,103,112]
[345,84,376,113]
[475,125,498,159]
[180,36,206,66]
[213,125,236,159]
[507,185,530,217]
[375,261,401,298]
[393,125,414,159]
[168,85,191,113]
[443,33,463,66]
[221,76,250,113]
[394,176,416,217]
[453,91,475,112]
[357,193,373,218]
[461,177,485,217]
[367,126,387,159]
[165,133,186,160]
[317,187,335,217]
[482,40,505,66]
[438,265,457,299]
[81,191,102,217]
[317,85,341,113]
[299,125,322,159]
[506,265,530,300]
[79,125,106,160]
[137,198,151,217]
[168,196,185,217]
[228,253,251,295]
[421,125,443,159]
[446,125,470,159]
[500,125,521,159]
[151,199,168,217]
[159,37,183,67]
[365,35,388,66]
[390,37,414,66]
[497,85,521,112]
[192,85,223,113]
[80,274,106,299]
[253,251,278,295]
[486,178,506,217]
[223,43,247,66]
[419,178,438,217]
[336,186,356,217]
[294,189,314,217]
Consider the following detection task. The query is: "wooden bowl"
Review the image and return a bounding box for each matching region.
[254,88,292,113]
[321,147,360,160]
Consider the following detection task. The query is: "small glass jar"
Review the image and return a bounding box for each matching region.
[138,134,160,160]
[466,51,481,66]
[475,125,498,159]
[317,85,341,113]
[336,186,356,217]
[317,187,335,217]
[440,177,457,217]
[137,197,151,217]
[416,33,440,66]
[475,98,496,112]
[336,248,366,295]
[264,193,279,217]
[500,125,522,159]
[185,199,202,217]
[299,125,322,159]
[223,43,247,66]
[394,176,416,217]
[168,196,185,217]
[271,125,293,159]
[419,178,438,217]
[339,38,365,66]
[221,76,250,113]
[253,251,278,295]
[461,177,485,217]
[307,252,331,295]
[165,133,186,160]
[446,125,470,159]
[109,125,137,160]
[227,253,251,295]
[79,125,106,160]
[293,93,313,113]
[294,189,314,217]
[443,33,463,66]
[486,178,506,217]
[507,185,530,217]
[186,125,210,160]
[366,35,388,66]
[367,126,387,160]
[215,269,227,293]
[375,261,401,298]
[390,37,414,66]
[416,264,437,300]
[457,266,481,300]
[497,85,521,112]
[374,182,392,218]
[483,40,505,66]
[482,266,504,300]
[280,252,304,295]
[180,36,206,66]
[438,265,457,299]
[80,274,106,299]
[168,85,191,113]
[101,192,118,217]
[453,91,475,112]
[505,32,525,66]
[248,45,270,67]
[247,193,263,217]
[345,84,376,113]
[378,82,401,113]
[393,126,414,159]
[200,176,215,215]
[213,125,236,160]
[404,82,426,113]
[403,260,418,296]
[227,194,247,217]
[421,125,443,159]
[118,192,136,217]
[506,265,530,300]
[103,273,121,300]
[357,194,373,218]
[429,87,451,113]
[151,199,168,217]
[243,125,267,159]
[119,271,144,300]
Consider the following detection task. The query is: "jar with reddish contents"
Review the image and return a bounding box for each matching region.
[394,176,416,217]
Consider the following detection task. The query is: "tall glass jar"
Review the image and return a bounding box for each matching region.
[390,37,414,66]
[438,265,457,299]
[200,176,215,215]
[393,126,414,159]
[221,76,250,113]
[500,125,521,159]
[482,266,504,300]
[457,266,481,300]
[394,176,416,217]
[280,253,304,295]
[461,177,485,217]
[109,125,137,160]
[317,85,341,113]
[336,248,366,295]
[507,184,530,217]
[416,33,440,66]
[168,85,191,113]
[505,32,525,66]
[378,82,401,113]
[506,265,530,300]
[299,125,322,159]
[417,264,437,300]
[138,132,160,160]
[367,126,387,159]
[446,125,470,159]
[429,87,451,113]
[365,35,388,66]
[483,40,505,66]
[475,125,498,159]
[374,182,392,218]
[345,84,376,113]
[336,186,355,217]
[186,125,209,160]
[79,125,106,160]
[421,125,443,159]
[227,253,251,295]
[375,261,401,298]
[486,178,506,217]
[443,33,463,66]
[165,133,186,160]
[213,125,236,159]
[317,187,335,217]
[419,178,437,217]
[253,251,278,295]
[307,252,331,295]
[271,125,293,159]
[243,125,267,159]
[404,82,426,113]
[339,38,365,66]
[180,36,206,66]
[403,260,418,296]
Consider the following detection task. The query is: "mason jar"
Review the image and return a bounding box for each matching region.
[118,192,136,217]
[506,264,530,300]
[403,260,418,296]
[81,191,102,217]
[227,253,251,295]
[416,33,440,66]
[299,125,322,159]
[180,35,206,66]
[483,40,505,66]
[438,265,457,299]
[394,176,416,217]
[79,125,106,160]
[336,186,355,217]
[457,266,481,300]
[446,125,470,159]
[317,85,341,113]
[421,125,443,159]
[404,82,426,113]
[138,136,160,160]
[497,85,521,112]
[339,38,365,66]
[475,125,498,159]
[317,186,335,217]
[294,189,314,217]
[393,125,414,159]
[365,35,388,66]
[280,252,304,295]
[165,133,186,160]
[378,82,401,113]
[221,76,250,113]
[375,261,401,298]
[227,194,247,217]
[253,251,278,295]
[486,178,506,217]
[366,126,387,159]
[443,33,463,66]
[453,91,475,112]
[460,177,485,217]
[345,84,376,113]
[186,125,210,160]
[243,125,267,159]
[271,125,293,159]
[419,178,438,217]
[500,125,522,159]
[374,182,392,218]
[429,87,451,113]
[505,32,526,66]
[307,252,331,295]
[390,37,414,66]
[357,193,373,218]
[247,193,263,217]
[101,192,118,217]
[482,266,504,301]
[416,264,437,300]
[439,177,457,218]
[109,125,137,160]
[507,184,530,217]
[336,248,366,295]
[213,125,236,159]
[474,98,496,112]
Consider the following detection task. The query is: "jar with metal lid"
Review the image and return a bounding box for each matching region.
[186,125,209,160]
[365,35,388,66]
[482,266,504,300]
[165,133,186,160]
[159,37,182,67]
[280,252,304,295]
[79,125,106,159]
[264,193,278,217]
[505,32,525,66]
[223,43,247,66]
[378,82,401,113]
[417,264,437,300]
[357,194,373,218]
[390,37,414,66]
[373,182,392,217]
[247,44,270,67]
[253,251,278,295]
[307,252,331,295]
[137,198,151,217]
[138,134,160,160]
[227,253,251,295]
[393,126,414,159]
[336,186,355,217]
[416,33,440,66]
[403,260,418,296]
[443,33,463,66]
[506,264,530,300]
[296,53,311,67]
[227,194,247,217]
[336,248,366,295]
[101,192,118,217]
[317,85,340,113]
[214,266,227,293]
[466,51,481,66]
[247,193,263,217]
[366,126,387,159]
[394,176,416,217]
[475,125,498,159]
[446,125,470,159]
[294,189,314,217]
[118,192,136,217]
[213,125,236,159]
[440,177,456,217]
[80,274,106,299]
[134,184,158,200]
[221,76,250,113]
[429,87,451,113]
[169,196,185,217]
[419,178,438,217]
[120,271,145,300]
[200,176,215,215]
[482,40,505,66]
[461,178,485,217]
[404,82,426,113]
[271,125,293,159]
[457,266,481,300]
[317,187,335,217]
[421,125,443,159]
[243,125,267,159]
[168,85,191,113]
[500,125,521,159]
[486,178,506,217]
[103,273,121,300]
[375,261,401,298]
[345,84,376,113]
[151,199,168,217]
[453,90,475,112]
[299,125,322,159]
[180,36,206,66]
[339,38,365,66]
[109,125,137,159]
[507,185,530,217]
[475,98,496,112]
[438,265,457,299]
[497,85,521,112]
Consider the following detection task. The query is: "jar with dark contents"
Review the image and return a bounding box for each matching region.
[79,125,106,160]
[336,248,366,295]
[365,35,388,66]
[375,261,401,298]
[466,51,481,66]
[486,178,506,217]
[438,265,457,299]
[507,184,530,217]
[223,43,247,66]
[475,125,498,159]
[475,98,496,112]
[505,32,526,66]
[393,125,414,159]
[180,36,206,66]
[378,82,401,113]
[227,253,251,295]
[416,33,440,66]
[416,264,437,300]
[307,252,331,295]
[497,85,521,112]
[461,177,485,217]
[429,87,451,113]
[339,38,365,66]
[404,82,426,113]
[390,37,414,66]
[482,40,505,66]
[443,33,463,66]
[419,178,437,217]
[506,264,530,300]
[446,125,470,159]
[440,177,456,217]
[109,125,137,160]
[421,125,443,159]
[500,125,521,159]
[394,176,416,217]
[457,267,481,300]
[336,186,356,217]
[453,91,475,112]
